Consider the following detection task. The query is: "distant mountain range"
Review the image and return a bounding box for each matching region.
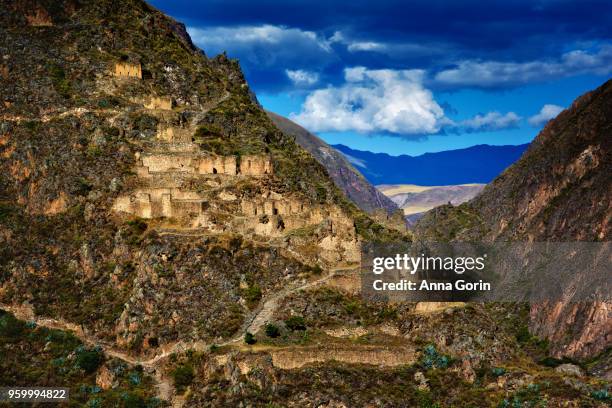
[332,143,530,186]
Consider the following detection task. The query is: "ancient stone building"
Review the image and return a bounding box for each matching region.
[199,156,237,175]
[25,8,53,26]
[111,98,358,265]
[240,155,272,175]
[113,188,206,220]
[114,62,142,79]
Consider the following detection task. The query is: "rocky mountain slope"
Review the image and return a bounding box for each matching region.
[416,79,612,361]
[0,0,400,371]
[0,1,609,406]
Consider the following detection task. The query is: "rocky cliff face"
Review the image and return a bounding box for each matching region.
[415,80,612,360]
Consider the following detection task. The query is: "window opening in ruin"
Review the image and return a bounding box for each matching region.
[212,168,218,174]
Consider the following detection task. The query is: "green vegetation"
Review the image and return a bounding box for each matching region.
[243,284,262,305]
[0,312,25,339]
[76,346,105,373]
[420,344,451,370]
[244,332,256,345]
[284,315,306,331]
[48,63,72,99]
[171,364,195,393]
[265,323,280,338]
[0,311,162,406]
[124,218,148,246]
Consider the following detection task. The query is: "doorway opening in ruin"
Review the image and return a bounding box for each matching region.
[273,208,278,215]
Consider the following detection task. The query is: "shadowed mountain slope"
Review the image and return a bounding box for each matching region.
[267,111,399,216]
[415,79,612,360]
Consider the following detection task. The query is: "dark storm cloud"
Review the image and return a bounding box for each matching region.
[148,0,612,92]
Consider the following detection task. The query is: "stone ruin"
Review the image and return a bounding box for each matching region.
[113,62,142,79]
[111,89,359,264]
[135,151,271,178]
[240,155,273,176]
[144,96,173,110]
[113,188,206,220]
[25,7,53,26]
[156,124,192,144]
[238,196,355,236]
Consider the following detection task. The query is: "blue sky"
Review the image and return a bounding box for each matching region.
[149,0,612,155]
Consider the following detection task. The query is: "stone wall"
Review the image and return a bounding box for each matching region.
[114,62,142,79]
[157,125,192,143]
[240,198,354,235]
[142,154,197,173]
[240,155,272,175]
[145,96,173,110]
[113,188,207,219]
[270,345,415,369]
[199,156,237,175]
[136,152,272,177]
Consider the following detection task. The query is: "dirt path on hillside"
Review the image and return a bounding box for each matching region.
[0,266,358,403]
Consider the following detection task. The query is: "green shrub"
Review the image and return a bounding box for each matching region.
[491,367,506,377]
[244,284,262,304]
[122,392,147,408]
[0,312,26,339]
[194,124,223,138]
[76,347,104,373]
[265,323,280,338]
[244,332,256,345]
[284,315,306,331]
[591,389,610,401]
[420,344,451,370]
[515,325,531,343]
[171,364,194,393]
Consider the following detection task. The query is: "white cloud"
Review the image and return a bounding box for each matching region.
[187,25,333,66]
[456,111,521,132]
[285,69,319,86]
[347,41,387,52]
[290,67,445,135]
[329,31,438,56]
[528,104,564,126]
[434,45,612,88]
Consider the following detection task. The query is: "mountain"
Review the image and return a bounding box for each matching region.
[1,1,608,405]
[415,79,612,362]
[379,183,485,216]
[267,111,401,218]
[333,143,529,186]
